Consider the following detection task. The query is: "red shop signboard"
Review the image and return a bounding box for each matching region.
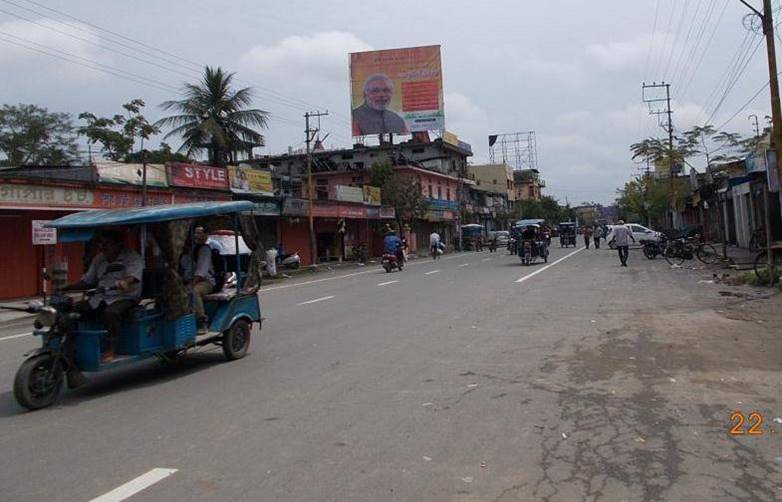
[168,163,229,190]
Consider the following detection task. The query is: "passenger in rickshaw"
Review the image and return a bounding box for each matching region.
[61,230,144,362]
[519,225,539,255]
[179,226,215,334]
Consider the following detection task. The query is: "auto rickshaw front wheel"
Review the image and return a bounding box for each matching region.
[223,319,251,360]
[14,354,65,411]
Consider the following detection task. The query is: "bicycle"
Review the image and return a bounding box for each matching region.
[749,227,767,253]
[663,236,719,266]
[753,243,782,284]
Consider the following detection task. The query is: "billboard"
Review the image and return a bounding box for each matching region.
[228,166,273,194]
[334,185,364,203]
[95,161,168,187]
[168,163,229,190]
[350,45,444,136]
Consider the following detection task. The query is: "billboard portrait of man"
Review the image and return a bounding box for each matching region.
[349,46,444,138]
[352,74,409,136]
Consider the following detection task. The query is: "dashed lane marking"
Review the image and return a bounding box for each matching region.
[425,270,440,275]
[377,280,399,286]
[296,295,336,306]
[89,468,178,502]
[0,332,32,342]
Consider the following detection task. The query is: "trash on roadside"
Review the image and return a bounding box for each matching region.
[423,456,432,462]
[422,402,433,407]
[669,377,676,383]
[467,383,478,389]
[480,461,487,468]
[461,477,473,483]
[561,432,568,439]
[590,320,596,323]
[698,280,714,284]
[773,418,782,424]
[471,326,477,329]
[634,437,646,443]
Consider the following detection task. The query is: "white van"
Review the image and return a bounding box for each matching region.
[606,223,661,248]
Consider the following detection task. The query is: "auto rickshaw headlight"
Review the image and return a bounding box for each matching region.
[35,306,57,327]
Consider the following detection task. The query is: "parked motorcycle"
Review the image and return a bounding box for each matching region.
[640,238,665,260]
[381,252,403,272]
[277,251,301,270]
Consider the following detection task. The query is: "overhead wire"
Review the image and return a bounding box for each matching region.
[662,0,692,81]
[702,34,763,126]
[2,0,354,131]
[680,0,731,101]
[669,0,711,87]
[643,0,662,80]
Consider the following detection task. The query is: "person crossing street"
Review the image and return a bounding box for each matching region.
[609,220,635,266]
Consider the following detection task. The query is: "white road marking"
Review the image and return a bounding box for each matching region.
[377,280,399,286]
[458,263,470,267]
[0,332,32,342]
[89,468,178,502]
[297,295,335,306]
[481,258,491,262]
[425,270,440,275]
[515,248,585,283]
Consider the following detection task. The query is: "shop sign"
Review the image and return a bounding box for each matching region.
[168,162,229,190]
[282,198,309,216]
[0,184,94,207]
[32,220,56,245]
[95,189,172,208]
[362,185,381,205]
[366,207,380,218]
[379,206,396,219]
[426,198,459,211]
[251,201,280,216]
[313,203,340,218]
[340,206,365,218]
[96,161,168,187]
[228,166,273,194]
[334,185,364,203]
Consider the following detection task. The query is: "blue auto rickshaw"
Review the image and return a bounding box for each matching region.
[10,201,263,410]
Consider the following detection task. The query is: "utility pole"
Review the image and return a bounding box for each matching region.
[739,0,779,284]
[748,114,761,139]
[642,81,676,228]
[305,110,328,265]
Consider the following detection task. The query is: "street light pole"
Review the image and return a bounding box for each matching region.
[304,110,328,265]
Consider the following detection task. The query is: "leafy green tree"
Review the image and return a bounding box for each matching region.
[156,66,269,165]
[616,175,669,225]
[369,162,430,231]
[0,104,78,166]
[124,142,189,164]
[78,99,159,161]
[514,195,569,223]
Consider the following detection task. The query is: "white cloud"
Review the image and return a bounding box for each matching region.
[443,91,489,157]
[586,36,648,71]
[514,58,583,85]
[0,18,108,83]
[238,31,372,85]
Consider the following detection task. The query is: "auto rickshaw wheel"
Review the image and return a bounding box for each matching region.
[223,319,251,360]
[14,354,64,410]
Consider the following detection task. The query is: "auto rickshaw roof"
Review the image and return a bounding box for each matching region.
[46,201,255,229]
[558,221,577,226]
[515,219,545,227]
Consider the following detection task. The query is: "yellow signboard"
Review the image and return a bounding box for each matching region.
[363,185,381,205]
[228,166,273,194]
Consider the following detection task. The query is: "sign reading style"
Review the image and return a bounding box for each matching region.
[168,163,229,190]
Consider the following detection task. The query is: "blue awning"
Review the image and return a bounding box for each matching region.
[46,201,255,229]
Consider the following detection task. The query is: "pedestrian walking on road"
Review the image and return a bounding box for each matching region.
[609,220,635,266]
[593,225,603,249]
[582,226,593,249]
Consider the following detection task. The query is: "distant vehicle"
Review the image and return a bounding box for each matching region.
[606,223,661,248]
[489,231,510,246]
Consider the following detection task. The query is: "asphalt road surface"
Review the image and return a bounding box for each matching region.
[1,245,780,501]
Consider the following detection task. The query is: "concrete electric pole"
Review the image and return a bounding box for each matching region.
[305,110,328,265]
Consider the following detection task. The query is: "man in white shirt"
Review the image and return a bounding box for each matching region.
[180,226,215,333]
[64,230,143,361]
[609,220,635,267]
[429,231,441,256]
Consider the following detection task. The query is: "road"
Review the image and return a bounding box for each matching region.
[1,245,781,501]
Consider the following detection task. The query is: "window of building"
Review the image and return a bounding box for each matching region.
[446,188,451,200]
[428,185,433,198]
[493,179,497,185]
[437,186,442,199]
[528,186,534,198]
[341,153,354,160]
[351,176,363,183]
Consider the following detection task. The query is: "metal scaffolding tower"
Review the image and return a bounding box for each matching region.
[488,131,538,171]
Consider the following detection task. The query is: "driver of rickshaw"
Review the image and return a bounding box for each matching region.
[520,225,539,253]
[179,226,215,334]
[62,229,144,362]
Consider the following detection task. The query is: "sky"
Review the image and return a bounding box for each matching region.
[0,0,778,205]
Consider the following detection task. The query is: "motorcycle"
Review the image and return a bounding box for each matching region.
[640,237,665,260]
[277,251,301,270]
[381,252,403,272]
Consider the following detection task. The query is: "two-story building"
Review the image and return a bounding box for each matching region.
[513,169,544,202]
[253,137,472,259]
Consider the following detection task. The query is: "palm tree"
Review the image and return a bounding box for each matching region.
[156,66,269,165]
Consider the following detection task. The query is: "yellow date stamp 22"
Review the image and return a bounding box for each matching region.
[729,411,775,435]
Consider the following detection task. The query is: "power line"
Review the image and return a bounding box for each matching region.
[680,0,731,101]
[715,79,771,130]
[668,0,704,85]
[703,35,764,125]
[644,0,662,80]
[662,0,692,80]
